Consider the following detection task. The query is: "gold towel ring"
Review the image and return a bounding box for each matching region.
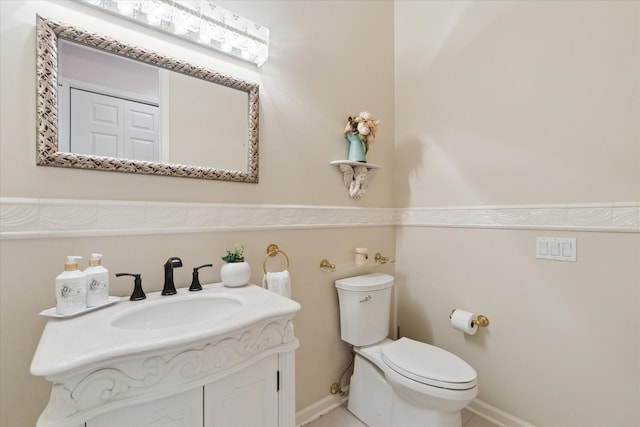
[263,244,290,273]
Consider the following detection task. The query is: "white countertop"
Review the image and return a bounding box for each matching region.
[31,283,301,377]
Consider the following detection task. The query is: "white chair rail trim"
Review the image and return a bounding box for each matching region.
[1,198,638,239]
[399,202,639,233]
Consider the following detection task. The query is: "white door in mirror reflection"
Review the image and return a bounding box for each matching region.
[70,88,159,162]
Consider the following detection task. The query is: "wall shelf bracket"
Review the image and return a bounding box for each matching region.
[330,160,381,199]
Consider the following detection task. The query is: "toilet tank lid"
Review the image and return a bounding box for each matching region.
[335,273,394,291]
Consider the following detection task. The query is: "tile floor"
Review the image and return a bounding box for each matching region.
[302,403,499,427]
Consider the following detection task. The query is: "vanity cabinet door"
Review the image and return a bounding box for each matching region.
[204,354,279,427]
[87,388,203,427]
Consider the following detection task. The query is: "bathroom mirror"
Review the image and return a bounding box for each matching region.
[36,15,260,182]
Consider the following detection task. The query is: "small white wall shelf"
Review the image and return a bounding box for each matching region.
[330,160,381,199]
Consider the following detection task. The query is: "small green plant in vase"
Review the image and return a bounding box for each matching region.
[221,244,245,263]
[220,245,250,287]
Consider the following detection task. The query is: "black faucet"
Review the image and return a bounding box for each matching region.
[162,257,183,295]
[115,273,146,301]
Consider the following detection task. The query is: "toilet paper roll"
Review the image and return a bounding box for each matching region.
[451,309,477,335]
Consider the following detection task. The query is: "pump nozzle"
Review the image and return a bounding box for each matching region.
[65,256,82,271]
[89,253,103,266]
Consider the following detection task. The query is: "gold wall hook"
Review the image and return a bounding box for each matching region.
[374,253,389,264]
[320,259,336,271]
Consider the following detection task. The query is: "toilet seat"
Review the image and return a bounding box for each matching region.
[381,338,477,390]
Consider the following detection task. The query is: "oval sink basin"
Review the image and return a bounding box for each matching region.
[111,294,243,330]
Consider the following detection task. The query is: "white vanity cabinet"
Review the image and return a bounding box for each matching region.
[87,354,281,427]
[88,388,203,427]
[31,284,300,427]
[204,354,279,427]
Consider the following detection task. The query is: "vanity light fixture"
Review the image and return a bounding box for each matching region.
[73,0,270,67]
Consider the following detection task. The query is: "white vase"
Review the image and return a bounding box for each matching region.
[220,262,251,287]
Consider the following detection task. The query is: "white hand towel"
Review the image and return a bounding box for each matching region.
[262,270,291,299]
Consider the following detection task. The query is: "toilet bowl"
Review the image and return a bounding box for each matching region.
[336,274,477,427]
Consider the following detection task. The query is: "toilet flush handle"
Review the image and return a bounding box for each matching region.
[360,295,372,303]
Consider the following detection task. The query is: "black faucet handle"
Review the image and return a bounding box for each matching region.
[189,264,213,292]
[116,273,146,301]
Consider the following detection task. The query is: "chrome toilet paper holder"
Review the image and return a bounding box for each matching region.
[449,309,490,327]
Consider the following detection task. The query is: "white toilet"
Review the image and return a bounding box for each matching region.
[336,273,478,427]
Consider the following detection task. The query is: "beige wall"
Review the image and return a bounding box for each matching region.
[0,1,394,426]
[394,0,639,207]
[395,1,639,426]
[0,0,396,205]
[3,1,639,426]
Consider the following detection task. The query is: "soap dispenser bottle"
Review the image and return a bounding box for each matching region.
[84,253,109,307]
[55,256,87,315]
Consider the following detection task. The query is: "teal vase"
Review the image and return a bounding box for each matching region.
[346,132,366,162]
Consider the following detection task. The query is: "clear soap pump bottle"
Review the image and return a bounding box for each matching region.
[84,253,109,307]
[55,256,87,315]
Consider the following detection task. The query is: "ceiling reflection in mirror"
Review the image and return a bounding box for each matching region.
[37,15,259,182]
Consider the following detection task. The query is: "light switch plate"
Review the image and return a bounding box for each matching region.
[536,237,576,262]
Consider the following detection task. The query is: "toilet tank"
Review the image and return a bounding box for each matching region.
[335,273,394,346]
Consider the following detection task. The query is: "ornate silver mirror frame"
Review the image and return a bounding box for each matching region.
[36,15,260,182]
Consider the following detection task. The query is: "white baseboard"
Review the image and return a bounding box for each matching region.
[466,399,536,427]
[295,386,349,427]
[295,393,534,427]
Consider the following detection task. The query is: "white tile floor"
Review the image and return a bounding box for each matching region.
[302,403,499,427]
